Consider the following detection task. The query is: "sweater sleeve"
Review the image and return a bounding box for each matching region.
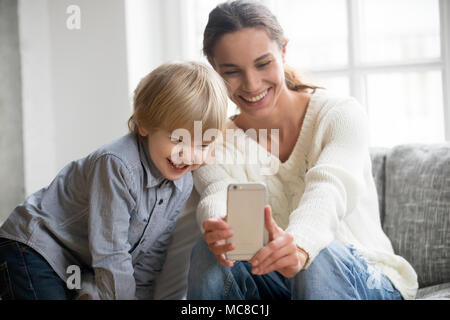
[285,98,370,268]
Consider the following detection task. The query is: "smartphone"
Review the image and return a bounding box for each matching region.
[226,182,266,261]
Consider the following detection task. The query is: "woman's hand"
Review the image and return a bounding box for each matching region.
[248,206,309,278]
[202,217,235,267]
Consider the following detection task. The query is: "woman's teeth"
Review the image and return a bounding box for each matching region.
[243,89,268,103]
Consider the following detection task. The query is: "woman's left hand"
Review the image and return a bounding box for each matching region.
[248,205,309,278]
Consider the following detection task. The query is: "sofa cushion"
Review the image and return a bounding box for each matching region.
[382,144,450,288]
[370,148,389,225]
[416,282,450,300]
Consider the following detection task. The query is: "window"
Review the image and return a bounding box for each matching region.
[181,0,450,147]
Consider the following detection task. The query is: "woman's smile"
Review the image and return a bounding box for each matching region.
[239,87,271,106]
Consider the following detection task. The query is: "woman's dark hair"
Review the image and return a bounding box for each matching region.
[203,0,319,92]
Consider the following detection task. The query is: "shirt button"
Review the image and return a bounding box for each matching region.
[158,199,164,205]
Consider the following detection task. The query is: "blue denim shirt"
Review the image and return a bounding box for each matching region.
[0,133,193,299]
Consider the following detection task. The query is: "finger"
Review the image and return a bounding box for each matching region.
[208,241,235,256]
[256,254,298,276]
[202,218,230,232]
[204,229,233,244]
[252,244,295,274]
[264,206,281,240]
[216,254,234,267]
[249,235,287,267]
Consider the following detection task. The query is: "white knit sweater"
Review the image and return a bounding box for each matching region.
[193,89,418,299]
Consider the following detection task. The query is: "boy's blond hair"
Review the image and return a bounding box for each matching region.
[128,61,228,135]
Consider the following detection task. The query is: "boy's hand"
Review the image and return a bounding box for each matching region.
[202,217,235,267]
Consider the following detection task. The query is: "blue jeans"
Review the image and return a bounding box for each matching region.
[187,239,403,300]
[0,238,76,300]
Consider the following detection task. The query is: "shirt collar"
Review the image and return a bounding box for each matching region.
[137,135,183,191]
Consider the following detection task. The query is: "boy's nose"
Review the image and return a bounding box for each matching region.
[179,149,202,165]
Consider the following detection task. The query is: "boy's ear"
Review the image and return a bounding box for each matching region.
[138,125,149,137]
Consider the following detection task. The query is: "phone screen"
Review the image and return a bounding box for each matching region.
[226,183,266,261]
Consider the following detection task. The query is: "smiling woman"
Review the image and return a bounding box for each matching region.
[187,0,418,301]
[180,0,450,146]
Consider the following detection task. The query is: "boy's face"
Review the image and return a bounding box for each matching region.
[139,127,212,181]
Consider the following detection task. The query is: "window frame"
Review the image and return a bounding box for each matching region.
[269,0,450,141]
[155,0,450,142]
[440,0,450,141]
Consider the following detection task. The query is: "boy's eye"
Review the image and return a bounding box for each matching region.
[194,144,210,150]
[170,137,183,144]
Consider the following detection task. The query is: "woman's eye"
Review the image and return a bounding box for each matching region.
[257,61,271,68]
[223,70,239,76]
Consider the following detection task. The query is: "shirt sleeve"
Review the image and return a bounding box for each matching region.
[87,155,137,299]
[285,98,370,268]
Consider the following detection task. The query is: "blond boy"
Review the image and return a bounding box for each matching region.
[0,62,228,300]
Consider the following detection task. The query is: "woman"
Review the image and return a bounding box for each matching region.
[187,0,418,300]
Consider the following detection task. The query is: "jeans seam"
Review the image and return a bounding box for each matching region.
[0,240,15,249]
[349,264,363,299]
[0,262,15,299]
[348,245,397,297]
[15,242,38,300]
[223,269,234,299]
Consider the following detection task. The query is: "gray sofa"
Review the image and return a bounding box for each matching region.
[370,144,450,299]
[154,143,450,300]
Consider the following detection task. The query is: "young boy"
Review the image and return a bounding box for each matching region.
[0,61,228,300]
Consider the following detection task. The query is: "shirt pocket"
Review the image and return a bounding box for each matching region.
[128,209,149,252]
[149,215,177,252]
[134,214,177,277]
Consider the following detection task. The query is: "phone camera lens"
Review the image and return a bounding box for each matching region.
[233,185,237,190]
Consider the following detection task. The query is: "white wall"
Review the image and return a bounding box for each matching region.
[125,0,162,94]
[19,0,57,197]
[0,0,25,223]
[125,0,191,94]
[19,0,130,195]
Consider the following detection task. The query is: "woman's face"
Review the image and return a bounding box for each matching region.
[212,27,287,119]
